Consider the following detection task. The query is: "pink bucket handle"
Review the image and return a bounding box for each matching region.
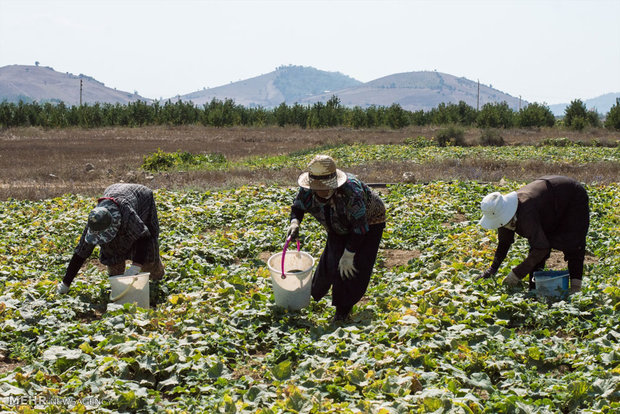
[281,237,300,279]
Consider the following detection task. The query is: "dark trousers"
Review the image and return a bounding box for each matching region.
[311,223,385,313]
[531,182,589,288]
[528,247,585,290]
[108,257,165,280]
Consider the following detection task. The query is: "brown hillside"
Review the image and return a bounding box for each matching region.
[300,71,523,111]
[0,65,150,106]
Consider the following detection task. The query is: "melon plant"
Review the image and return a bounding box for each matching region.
[0,179,618,412]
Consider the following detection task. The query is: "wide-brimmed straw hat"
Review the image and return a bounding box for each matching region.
[297,154,348,190]
[479,191,518,230]
[85,199,121,245]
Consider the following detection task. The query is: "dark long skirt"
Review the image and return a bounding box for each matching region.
[311,223,385,311]
[528,183,589,288]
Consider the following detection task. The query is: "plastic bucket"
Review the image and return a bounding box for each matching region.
[267,250,314,310]
[109,272,150,308]
[532,270,569,299]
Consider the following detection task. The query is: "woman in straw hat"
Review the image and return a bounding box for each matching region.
[286,154,386,322]
[477,175,589,293]
[57,183,164,295]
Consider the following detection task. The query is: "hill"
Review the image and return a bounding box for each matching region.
[298,71,523,111]
[175,67,522,111]
[2,63,616,115]
[0,64,150,106]
[549,92,620,116]
[175,65,362,107]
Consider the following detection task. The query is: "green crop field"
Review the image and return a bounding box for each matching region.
[0,146,619,412]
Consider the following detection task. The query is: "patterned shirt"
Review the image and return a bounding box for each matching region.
[74,183,160,265]
[290,173,386,241]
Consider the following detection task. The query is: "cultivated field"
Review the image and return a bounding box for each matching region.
[0,126,618,412]
[1,125,618,200]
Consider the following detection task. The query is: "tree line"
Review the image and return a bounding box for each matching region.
[1,96,619,130]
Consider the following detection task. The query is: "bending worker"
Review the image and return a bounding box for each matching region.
[477,175,589,293]
[286,154,386,322]
[57,183,164,294]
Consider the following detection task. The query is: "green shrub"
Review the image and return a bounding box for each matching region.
[204,152,227,165]
[436,125,466,147]
[571,116,587,131]
[428,101,477,125]
[604,98,620,130]
[142,149,226,171]
[478,129,505,146]
[564,100,588,130]
[476,102,515,128]
[539,137,574,147]
[142,148,176,171]
[404,135,436,147]
[586,110,601,128]
[587,138,618,148]
[516,102,556,127]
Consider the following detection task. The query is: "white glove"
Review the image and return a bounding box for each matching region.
[57,282,70,295]
[286,219,300,241]
[502,270,521,287]
[338,249,357,280]
[124,264,142,276]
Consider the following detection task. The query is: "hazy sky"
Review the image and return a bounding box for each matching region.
[1,0,619,104]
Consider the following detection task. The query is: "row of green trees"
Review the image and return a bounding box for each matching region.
[1,96,618,130]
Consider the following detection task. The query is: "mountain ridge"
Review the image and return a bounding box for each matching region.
[177,65,362,108]
[0,64,150,106]
[1,64,617,114]
[296,71,524,112]
[549,92,620,116]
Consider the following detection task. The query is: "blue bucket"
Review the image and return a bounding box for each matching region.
[532,270,569,299]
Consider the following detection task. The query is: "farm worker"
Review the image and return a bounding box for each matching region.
[286,154,386,322]
[57,183,165,294]
[477,175,589,293]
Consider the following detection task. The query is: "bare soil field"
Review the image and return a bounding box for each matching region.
[0,125,618,200]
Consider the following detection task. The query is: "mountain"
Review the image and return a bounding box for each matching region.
[297,71,523,111]
[3,63,615,115]
[549,92,620,116]
[175,65,362,107]
[175,66,521,111]
[0,64,150,106]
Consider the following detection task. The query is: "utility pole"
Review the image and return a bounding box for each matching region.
[80,79,83,106]
[477,79,480,111]
[519,95,522,111]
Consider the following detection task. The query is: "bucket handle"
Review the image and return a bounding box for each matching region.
[281,237,300,279]
[110,276,138,302]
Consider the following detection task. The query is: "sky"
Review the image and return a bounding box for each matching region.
[1,0,619,105]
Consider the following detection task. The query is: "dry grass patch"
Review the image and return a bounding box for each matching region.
[380,249,421,269]
[1,125,618,200]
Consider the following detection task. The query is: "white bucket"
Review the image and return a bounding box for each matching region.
[109,272,150,308]
[532,270,569,299]
[267,250,314,310]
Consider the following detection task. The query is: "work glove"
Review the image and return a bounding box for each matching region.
[502,270,521,287]
[286,219,300,241]
[474,267,497,281]
[124,264,142,276]
[338,249,357,280]
[57,282,70,295]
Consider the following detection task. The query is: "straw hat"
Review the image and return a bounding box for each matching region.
[479,191,518,230]
[297,155,348,190]
[85,199,121,245]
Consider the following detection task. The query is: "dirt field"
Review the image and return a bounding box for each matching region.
[0,125,618,200]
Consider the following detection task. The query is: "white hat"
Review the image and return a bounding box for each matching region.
[479,191,518,230]
[297,154,348,190]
